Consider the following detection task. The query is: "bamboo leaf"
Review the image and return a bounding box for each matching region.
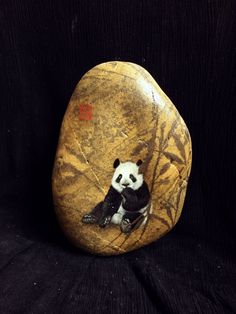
[164,151,184,165]
[152,213,170,229]
[159,162,171,176]
[158,178,170,185]
[173,133,186,163]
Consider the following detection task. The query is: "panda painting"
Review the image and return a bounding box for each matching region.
[82,158,152,234]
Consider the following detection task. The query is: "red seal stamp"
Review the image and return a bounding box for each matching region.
[79,104,93,120]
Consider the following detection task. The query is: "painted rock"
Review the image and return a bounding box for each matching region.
[52,61,192,255]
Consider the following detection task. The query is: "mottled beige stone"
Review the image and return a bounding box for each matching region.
[52,61,192,255]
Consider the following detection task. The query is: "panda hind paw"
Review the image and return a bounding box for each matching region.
[99,216,112,228]
[81,214,98,224]
[120,218,132,234]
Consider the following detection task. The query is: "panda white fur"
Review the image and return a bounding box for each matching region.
[82,158,151,233]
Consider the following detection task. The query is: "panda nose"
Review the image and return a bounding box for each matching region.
[122,183,129,187]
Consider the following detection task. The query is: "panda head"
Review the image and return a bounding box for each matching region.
[111,158,144,193]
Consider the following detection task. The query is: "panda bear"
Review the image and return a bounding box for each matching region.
[82,158,151,233]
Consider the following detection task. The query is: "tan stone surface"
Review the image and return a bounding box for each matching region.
[52,61,192,255]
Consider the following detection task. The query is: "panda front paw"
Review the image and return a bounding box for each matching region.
[121,187,135,198]
[81,214,98,224]
[99,216,112,228]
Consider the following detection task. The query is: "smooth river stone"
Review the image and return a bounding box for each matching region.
[52,61,192,255]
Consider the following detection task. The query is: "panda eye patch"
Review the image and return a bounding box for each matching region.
[116,174,122,183]
[130,174,137,182]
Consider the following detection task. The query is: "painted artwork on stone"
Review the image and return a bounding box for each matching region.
[52,61,192,255]
[82,158,152,234]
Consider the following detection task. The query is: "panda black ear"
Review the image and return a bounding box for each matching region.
[113,158,120,169]
[136,159,143,166]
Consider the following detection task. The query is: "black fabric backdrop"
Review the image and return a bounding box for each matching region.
[0,1,235,313]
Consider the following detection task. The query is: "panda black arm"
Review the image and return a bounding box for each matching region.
[121,188,137,204]
[136,181,151,207]
[103,186,122,209]
[122,182,150,211]
[99,186,122,224]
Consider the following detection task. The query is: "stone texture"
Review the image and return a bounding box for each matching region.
[52,61,192,255]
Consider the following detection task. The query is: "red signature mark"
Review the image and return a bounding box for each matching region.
[79,104,93,120]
